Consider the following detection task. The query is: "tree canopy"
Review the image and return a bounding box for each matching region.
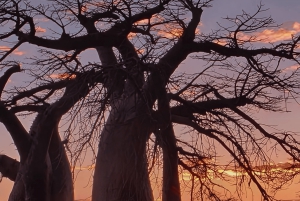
[0,0,300,201]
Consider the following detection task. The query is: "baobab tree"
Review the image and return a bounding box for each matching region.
[0,0,300,201]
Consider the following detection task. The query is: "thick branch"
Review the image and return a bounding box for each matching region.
[16,31,122,52]
[153,82,181,201]
[0,65,20,99]
[188,41,295,59]
[182,7,202,42]
[0,105,31,162]
[10,105,46,113]
[29,74,89,161]
[130,1,170,23]
[11,79,68,104]
[0,154,19,181]
[48,126,74,201]
[157,3,203,80]
[78,14,124,101]
[156,125,181,201]
[90,11,119,21]
[170,96,252,117]
[117,38,144,90]
[21,77,89,201]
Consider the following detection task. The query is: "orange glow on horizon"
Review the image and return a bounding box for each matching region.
[180,161,300,181]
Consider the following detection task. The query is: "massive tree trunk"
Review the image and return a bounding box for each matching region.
[0,68,87,201]
[92,94,154,201]
[6,129,74,201]
[7,117,73,201]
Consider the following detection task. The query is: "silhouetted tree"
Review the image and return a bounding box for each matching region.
[0,0,299,201]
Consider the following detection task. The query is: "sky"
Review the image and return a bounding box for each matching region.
[0,0,300,200]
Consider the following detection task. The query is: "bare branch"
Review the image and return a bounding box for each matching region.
[0,65,20,99]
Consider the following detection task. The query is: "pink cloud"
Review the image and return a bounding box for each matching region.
[13,51,25,56]
[0,46,10,51]
[157,24,200,39]
[239,21,300,43]
[282,65,300,72]
[35,26,46,33]
[134,14,164,25]
[135,48,145,54]
[127,32,137,39]
[50,73,76,80]
[158,27,184,38]
[0,46,26,56]
[213,39,227,46]
[215,22,300,46]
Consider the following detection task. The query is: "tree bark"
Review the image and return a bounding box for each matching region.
[6,132,73,201]
[0,155,19,181]
[92,95,154,201]
[8,172,25,201]
[3,75,89,201]
[48,128,74,201]
[158,125,181,201]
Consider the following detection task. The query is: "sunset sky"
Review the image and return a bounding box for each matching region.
[0,0,300,200]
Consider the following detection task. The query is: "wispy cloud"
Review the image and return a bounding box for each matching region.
[282,65,300,73]
[127,32,137,39]
[134,14,164,25]
[131,15,201,39]
[0,46,26,56]
[13,51,25,56]
[240,21,300,43]
[219,162,300,177]
[215,22,300,46]
[158,27,184,38]
[49,73,76,80]
[36,26,46,33]
[0,46,10,51]
[157,25,200,39]
[213,39,228,46]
